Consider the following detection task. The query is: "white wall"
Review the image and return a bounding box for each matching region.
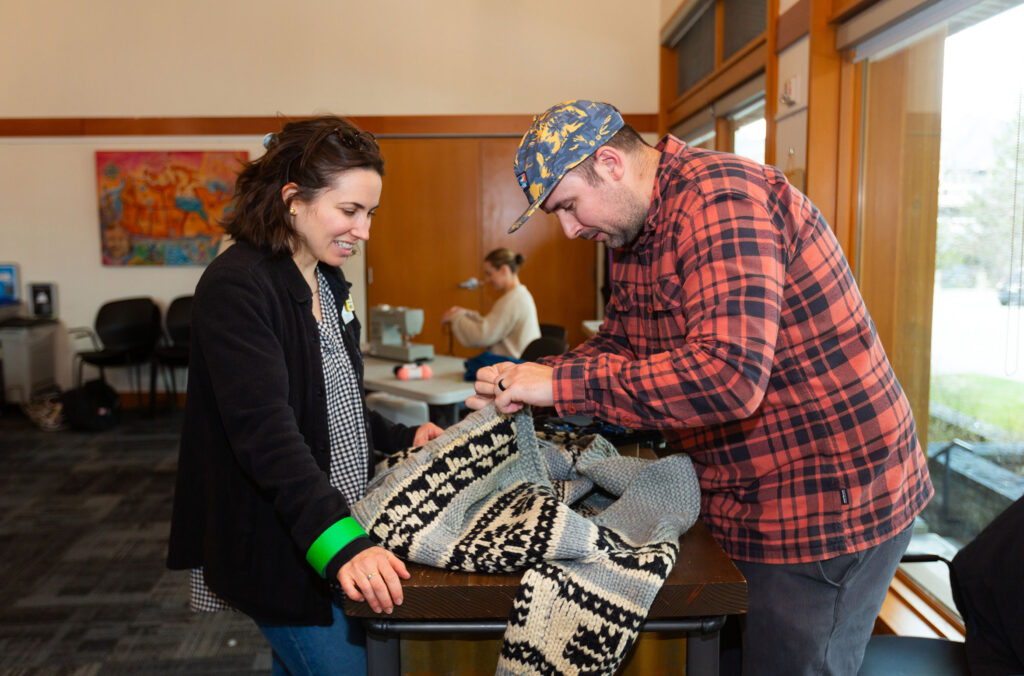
[661,0,683,28]
[1,0,658,117]
[0,0,660,392]
[775,37,810,187]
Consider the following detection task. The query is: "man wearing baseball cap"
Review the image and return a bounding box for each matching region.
[467,100,933,675]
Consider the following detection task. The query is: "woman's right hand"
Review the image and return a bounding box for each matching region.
[337,545,410,614]
[440,305,465,325]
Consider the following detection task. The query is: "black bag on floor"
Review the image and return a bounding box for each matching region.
[60,379,121,431]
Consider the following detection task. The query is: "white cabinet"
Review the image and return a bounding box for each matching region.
[0,319,57,405]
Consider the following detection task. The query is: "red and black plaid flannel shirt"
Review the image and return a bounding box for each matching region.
[549,136,933,564]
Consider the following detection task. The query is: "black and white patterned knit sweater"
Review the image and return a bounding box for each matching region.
[351,404,701,676]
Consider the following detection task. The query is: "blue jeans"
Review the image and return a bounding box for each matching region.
[254,598,366,676]
[722,522,914,676]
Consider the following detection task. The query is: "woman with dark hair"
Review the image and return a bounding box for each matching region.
[167,116,442,674]
[441,247,541,358]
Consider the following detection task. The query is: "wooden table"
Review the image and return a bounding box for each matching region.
[362,355,476,426]
[344,520,747,675]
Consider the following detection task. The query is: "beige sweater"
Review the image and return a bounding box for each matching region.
[450,284,541,358]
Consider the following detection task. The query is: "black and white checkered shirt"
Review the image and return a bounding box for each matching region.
[316,268,370,504]
[190,269,369,612]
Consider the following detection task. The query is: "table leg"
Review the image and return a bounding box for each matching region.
[686,629,720,676]
[427,403,460,428]
[365,626,400,676]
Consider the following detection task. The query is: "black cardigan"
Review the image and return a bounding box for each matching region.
[166,242,416,625]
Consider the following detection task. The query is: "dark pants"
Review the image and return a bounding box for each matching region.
[721,524,914,676]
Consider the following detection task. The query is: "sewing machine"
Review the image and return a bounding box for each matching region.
[368,304,435,362]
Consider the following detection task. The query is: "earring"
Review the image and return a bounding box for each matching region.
[289,207,297,215]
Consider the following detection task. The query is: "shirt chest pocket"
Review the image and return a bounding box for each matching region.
[610,274,682,313]
[609,274,687,352]
[649,274,687,349]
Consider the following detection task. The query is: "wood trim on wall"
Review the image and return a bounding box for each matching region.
[765,0,780,165]
[0,114,659,138]
[833,52,863,259]
[715,0,727,67]
[777,0,811,52]
[875,570,965,640]
[660,44,681,136]
[715,116,734,152]
[805,0,843,226]
[830,0,882,23]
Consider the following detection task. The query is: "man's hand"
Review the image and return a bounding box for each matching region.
[466,362,555,414]
[412,422,443,446]
[337,546,410,615]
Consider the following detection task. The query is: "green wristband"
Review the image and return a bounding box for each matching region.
[306,517,367,577]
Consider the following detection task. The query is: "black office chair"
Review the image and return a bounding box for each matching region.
[70,297,161,410]
[149,295,193,412]
[520,336,569,362]
[538,323,568,342]
[860,497,1024,675]
[950,496,1024,673]
[858,554,969,676]
[725,549,970,676]
[858,635,968,676]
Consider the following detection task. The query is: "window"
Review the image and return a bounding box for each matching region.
[663,0,768,107]
[855,0,1024,617]
[687,126,717,149]
[669,77,765,155]
[674,1,716,95]
[723,0,766,60]
[730,99,766,163]
[670,108,716,148]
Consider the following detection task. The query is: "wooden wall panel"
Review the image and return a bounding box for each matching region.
[366,139,483,358]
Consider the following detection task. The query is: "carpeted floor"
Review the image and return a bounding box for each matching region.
[0,405,269,675]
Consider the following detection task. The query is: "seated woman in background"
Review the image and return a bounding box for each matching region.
[441,248,541,359]
[166,115,442,675]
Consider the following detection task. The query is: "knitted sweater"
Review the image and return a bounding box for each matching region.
[450,284,541,358]
[352,405,701,675]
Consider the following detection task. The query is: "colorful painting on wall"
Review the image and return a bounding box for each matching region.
[95,150,248,266]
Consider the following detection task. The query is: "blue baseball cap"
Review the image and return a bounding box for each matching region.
[508,100,624,233]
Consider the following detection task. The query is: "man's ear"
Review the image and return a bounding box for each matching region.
[593,146,626,181]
